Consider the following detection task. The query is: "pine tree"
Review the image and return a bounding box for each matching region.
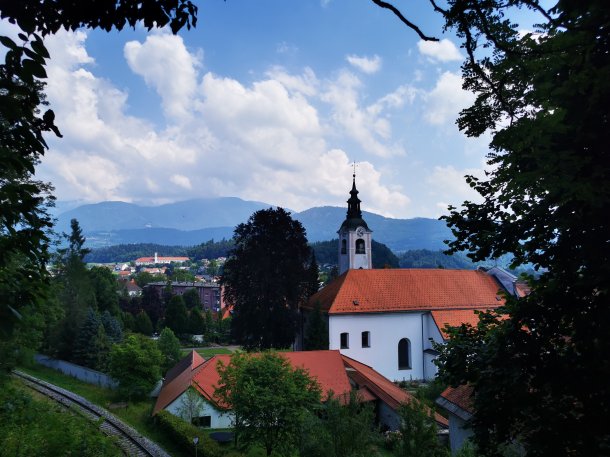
[304,302,328,350]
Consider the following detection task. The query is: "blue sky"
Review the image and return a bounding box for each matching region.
[4,0,536,218]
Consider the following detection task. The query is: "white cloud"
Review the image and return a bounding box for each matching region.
[170,174,192,190]
[424,71,475,125]
[346,54,382,74]
[417,39,462,62]
[426,165,484,216]
[38,31,413,217]
[321,70,406,157]
[124,32,200,120]
[265,66,318,96]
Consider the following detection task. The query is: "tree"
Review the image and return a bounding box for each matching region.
[324,391,377,457]
[188,308,206,335]
[182,287,201,309]
[109,334,163,400]
[73,307,110,370]
[304,301,328,351]
[222,208,316,350]
[165,295,188,335]
[157,327,182,372]
[89,266,120,315]
[395,400,448,457]
[101,310,123,343]
[374,1,610,455]
[134,310,153,336]
[0,0,197,378]
[215,352,321,456]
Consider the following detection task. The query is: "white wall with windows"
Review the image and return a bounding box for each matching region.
[166,390,234,429]
[329,312,442,381]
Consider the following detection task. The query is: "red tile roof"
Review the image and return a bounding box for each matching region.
[342,355,448,427]
[308,269,505,314]
[432,310,484,339]
[440,385,474,415]
[153,350,205,415]
[191,350,353,409]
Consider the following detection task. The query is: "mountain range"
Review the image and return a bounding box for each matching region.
[54,198,453,252]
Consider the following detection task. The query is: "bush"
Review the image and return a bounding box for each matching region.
[155,410,222,457]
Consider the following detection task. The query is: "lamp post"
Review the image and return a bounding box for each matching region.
[193,436,199,457]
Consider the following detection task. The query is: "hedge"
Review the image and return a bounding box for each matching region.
[155,410,225,457]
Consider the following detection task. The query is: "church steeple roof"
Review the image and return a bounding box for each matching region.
[339,172,370,232]
[346,173,362,219]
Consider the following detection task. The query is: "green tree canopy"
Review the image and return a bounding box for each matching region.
[374,0,610,455]
[304,301,328,351]
[165,294,188,335]
[109,334,163,400]
[157,327,182,373]
[215,352,321,456]
[222,208,316,350]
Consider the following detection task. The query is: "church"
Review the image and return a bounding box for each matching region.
[301,174,522,382]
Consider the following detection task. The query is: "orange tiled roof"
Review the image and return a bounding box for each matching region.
[153,350,205,415]
[440,385,474,415]
[432,310,485,339]
[342,355,448,427]
[192,350,353,409]
[308,269,505,315]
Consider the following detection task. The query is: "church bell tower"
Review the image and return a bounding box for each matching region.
[338,172,372,275]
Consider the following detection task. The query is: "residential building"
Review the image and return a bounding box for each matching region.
[436,385,474,454]
[144,281,224,312]
[135,252,190,266]
[153,350,448,431]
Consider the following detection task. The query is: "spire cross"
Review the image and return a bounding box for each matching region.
[352,161,358,178]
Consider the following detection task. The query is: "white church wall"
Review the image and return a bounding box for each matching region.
[166,390,234,429]
[329,312,426,381]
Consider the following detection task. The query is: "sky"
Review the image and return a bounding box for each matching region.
[3,0,517,219]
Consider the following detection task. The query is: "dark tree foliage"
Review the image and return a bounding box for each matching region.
[134,310,153,336]
[140,285,164,326]
[101,310,123,343]
[89,266,120,315]
[222,208,316,350]
[182,287,200,309]
[310,239,399,268]
[73,307,110,370]
[164,294,188,335]
[398,249,473,269]
[304,301,328,351]
[375,1,610,455]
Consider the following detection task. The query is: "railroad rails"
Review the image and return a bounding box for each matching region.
[13,370,171,457]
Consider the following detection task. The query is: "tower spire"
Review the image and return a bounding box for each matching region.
[347,166,362,219]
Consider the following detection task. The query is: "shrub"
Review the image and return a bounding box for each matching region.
[155,410,222,457]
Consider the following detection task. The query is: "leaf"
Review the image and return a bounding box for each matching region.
[22,59,47,79]
[0,35,17,50]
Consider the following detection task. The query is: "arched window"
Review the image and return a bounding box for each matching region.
[341,239,347,254]
[355,239,365,254]
[398,338,411,369]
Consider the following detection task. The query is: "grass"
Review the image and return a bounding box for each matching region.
[181,347,234,358]
[17,362,189,457]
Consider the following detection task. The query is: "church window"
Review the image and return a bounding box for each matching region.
[355,239,365,254]
[398,338,411,369]
[341,239,347,254]
[340,332,349,349]
[361,331,370,348]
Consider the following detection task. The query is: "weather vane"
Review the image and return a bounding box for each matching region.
[352,161,358,178]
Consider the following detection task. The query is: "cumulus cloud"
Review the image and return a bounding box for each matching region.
[346,54,382,74]
[426,165,484,216]
[424,71,475,125]
[417,39,462,62]
[321,70,406,157]
[37,29,414,217]
[124,32,200,120]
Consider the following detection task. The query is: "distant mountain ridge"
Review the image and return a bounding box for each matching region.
[55,198,453,252]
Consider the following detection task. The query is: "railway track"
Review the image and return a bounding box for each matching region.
[13,370,171,457]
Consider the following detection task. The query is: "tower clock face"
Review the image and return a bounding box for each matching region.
[356,227,365,237]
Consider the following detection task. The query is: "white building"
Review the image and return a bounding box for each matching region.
[153,350,447,430]
[301,175,520,382]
